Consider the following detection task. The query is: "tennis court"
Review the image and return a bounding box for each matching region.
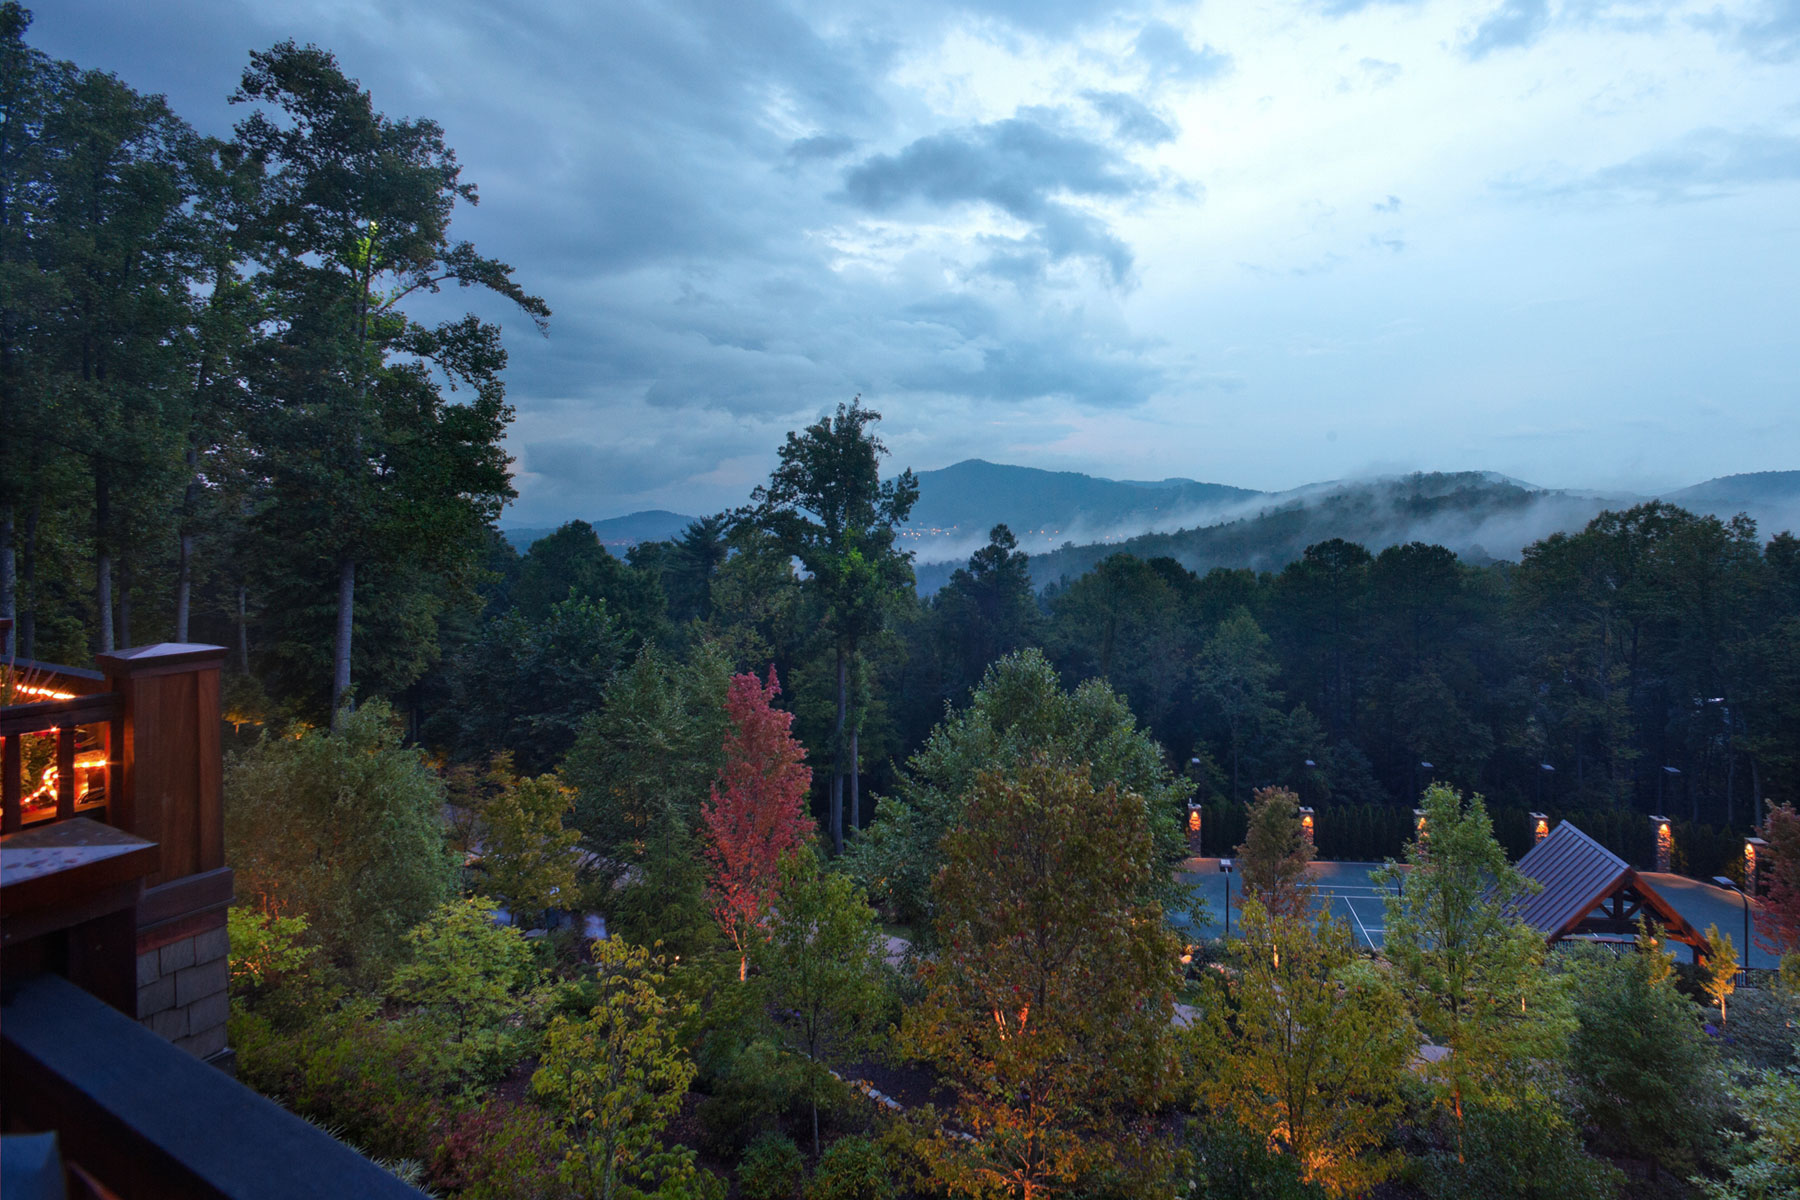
[1172,858,1777,967]
[1173,859,1399,949]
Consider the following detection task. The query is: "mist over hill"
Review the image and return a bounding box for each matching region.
[898,459,1263,562]
[909,467,1800,594]
[503,464,1799,588]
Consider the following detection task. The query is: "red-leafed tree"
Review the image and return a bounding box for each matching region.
[703,668,815,980]
[1754,802,1800,956]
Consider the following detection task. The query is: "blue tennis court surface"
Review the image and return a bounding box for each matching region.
[1172,859,1399,948]
[1171,858,1777,967]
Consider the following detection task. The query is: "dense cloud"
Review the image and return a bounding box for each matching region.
[26,0,1800,523]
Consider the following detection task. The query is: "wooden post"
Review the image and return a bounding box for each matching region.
[95,644,227,887]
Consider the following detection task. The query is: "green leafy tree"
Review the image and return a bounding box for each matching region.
[930,524,1042,703]
[754,852,888,1156]
[1701,1062,1800,1200]
[1,3,205,657]
[512,519,668,640]
[1562,943,1728,1173]
[806,1135,894,1200]
[746,398,918,852]
[1195,898,1413,1197]
[906,760,1180,1199]
[1235,785,1314,919]
[532,935,705,1200]
[225,700,457,985]
[230,40,547,721]
[1197,608,1282,802]
[441,594,629,772]
[1045,553,1197,755]
[848,648,1193,937]
[387,896,544,1089]
[1375,783,1568,1155]
[563,644,731,957]
[472,757,583,924]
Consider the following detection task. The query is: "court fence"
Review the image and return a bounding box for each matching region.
[1193,798,1748,882]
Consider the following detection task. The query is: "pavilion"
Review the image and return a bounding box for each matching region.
[1511,821,1708,963]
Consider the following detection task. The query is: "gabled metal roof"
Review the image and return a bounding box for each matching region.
[1513,822,1631,936]
[1512,821,1704,951]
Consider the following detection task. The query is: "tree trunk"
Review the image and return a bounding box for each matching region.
[1752,756,1763,830]
[175,530,193,641]
[331,558,354,728]
[850,723,860,834]
[831,643,847,854]
[95,467,114,653]
[236,583,249,673]
[1,502,14,658]
[116,555,132,649]
[175,446,198,642]
[19,499,37,658]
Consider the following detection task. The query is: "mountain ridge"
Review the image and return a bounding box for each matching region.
[501,463,1800,584]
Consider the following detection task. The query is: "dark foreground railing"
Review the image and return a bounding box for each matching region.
[1,974,426,1200]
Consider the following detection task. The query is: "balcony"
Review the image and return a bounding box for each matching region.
[2,621,425,1197]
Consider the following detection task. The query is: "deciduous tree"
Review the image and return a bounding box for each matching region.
[704,669,815,981]
[225,700,457,986]
[230,40,547,722]
[1236,785,1314,919]
[907,761,1180,1199]
[533,936,705,1200]
[755,852,887,1157]
[745,399,918,852]
[472,758,583,926]
[1196,898,1413,1197]
[1755,802,1800,956]
[1701,923,1738,1025]
[1375,783,1568,1156]
[848,649,1193,937]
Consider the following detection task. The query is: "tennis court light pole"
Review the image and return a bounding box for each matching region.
[1220,857,1234,940]
[1713,876,1751,987]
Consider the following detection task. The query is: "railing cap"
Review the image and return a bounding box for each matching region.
[96,644,228,678]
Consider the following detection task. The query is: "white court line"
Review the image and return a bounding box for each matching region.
[1343,896,1378,947]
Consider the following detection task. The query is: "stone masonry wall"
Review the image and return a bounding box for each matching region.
[136,916,229,1060]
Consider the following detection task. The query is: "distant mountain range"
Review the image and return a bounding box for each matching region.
[501,510,693,552]
[502,464,1800,591]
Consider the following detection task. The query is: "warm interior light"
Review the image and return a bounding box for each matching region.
[6,681,76,701]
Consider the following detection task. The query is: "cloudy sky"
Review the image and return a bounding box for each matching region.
[33,0,1800,523]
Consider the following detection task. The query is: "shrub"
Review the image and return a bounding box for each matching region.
[386,897,546,1091]
[225,702,458,987]
[233,1001,451,1162]
[430,1103,569,1200]
[805,1135,893,1200]
[1177,1118,1324,1200]
[737,1132,805,1200]
[1419,1101,1622,1199]
[696,1037,804,1158]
